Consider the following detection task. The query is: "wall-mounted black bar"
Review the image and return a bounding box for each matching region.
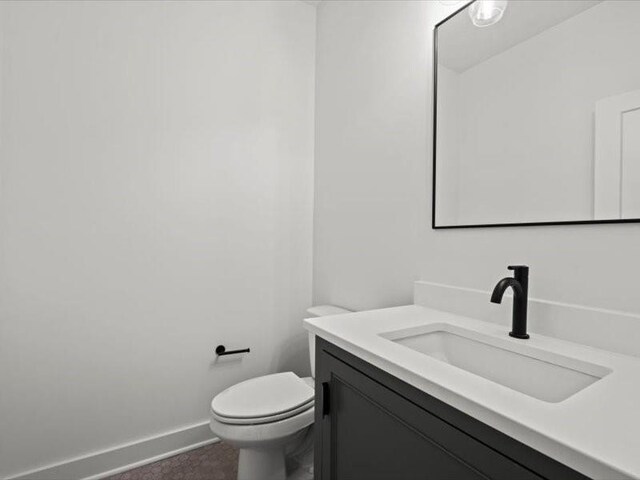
[215,345,250,356]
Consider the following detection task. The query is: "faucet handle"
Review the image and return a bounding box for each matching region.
[507,265,529,280]
[507,265,529,272]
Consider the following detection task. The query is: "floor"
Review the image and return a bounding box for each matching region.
[105,443,238,480]
[105,440,314,480]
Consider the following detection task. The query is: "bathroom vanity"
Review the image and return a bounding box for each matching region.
[314,337,587,480]
[305,298,640,480]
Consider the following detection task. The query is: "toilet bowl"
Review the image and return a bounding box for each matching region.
[209,305,351,480]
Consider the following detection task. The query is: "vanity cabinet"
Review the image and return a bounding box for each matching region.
[314,337,590,480]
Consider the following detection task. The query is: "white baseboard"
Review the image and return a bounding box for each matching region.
[5,421,219,480]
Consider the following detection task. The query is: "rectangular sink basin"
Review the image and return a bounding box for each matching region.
[381,323,611,403]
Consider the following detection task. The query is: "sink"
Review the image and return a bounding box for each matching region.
[381,323,611,403]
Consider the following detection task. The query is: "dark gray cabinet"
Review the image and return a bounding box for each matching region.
[314,337,591,480]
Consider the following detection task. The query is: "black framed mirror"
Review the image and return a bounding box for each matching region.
[433,0,640,229]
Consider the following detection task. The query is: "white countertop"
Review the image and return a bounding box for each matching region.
[304,305,640,480]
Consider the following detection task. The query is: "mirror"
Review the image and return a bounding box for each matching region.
[433,1,640,228]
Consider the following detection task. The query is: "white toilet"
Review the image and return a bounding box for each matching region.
[210,305,351,480]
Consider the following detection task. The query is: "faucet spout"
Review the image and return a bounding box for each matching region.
[490,277,523,304]
[490,265,530,339]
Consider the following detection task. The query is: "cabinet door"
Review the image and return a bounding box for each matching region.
[315,348,543,480]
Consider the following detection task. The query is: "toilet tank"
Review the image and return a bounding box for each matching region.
[306,305,352,378]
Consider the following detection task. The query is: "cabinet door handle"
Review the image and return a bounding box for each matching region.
[321,382,330,417]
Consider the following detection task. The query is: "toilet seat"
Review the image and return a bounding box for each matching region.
[211,372,314,426]
[210,402,315,449]
[212,398,314,425]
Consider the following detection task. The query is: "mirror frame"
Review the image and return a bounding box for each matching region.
[431,0,640,229]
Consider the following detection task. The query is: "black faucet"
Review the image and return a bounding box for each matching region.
[490,265,530,339]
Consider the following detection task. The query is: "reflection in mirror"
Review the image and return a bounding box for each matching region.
[434,1,640,227]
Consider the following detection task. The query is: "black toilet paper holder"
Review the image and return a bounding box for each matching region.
[215,345,250,356]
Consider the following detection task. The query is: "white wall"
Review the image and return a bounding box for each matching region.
[0,1,315,478]
[314,1,640,316]
[313,0,428,311]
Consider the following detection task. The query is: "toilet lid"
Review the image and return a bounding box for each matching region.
[211,372,314,420]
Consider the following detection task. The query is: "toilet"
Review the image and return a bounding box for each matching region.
[210,305,351,480]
